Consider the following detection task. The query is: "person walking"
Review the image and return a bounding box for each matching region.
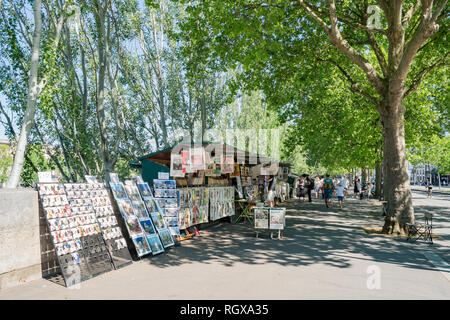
[305,175,313,202]
[320,176,325,199]
[314,177,321,199]
[268,175,277,207]
[336,182,345,209]
[341,175,349,196]
[354,177,361,199]
[425,179,433,198]
[297,176,305,202]
[323,174,334,208]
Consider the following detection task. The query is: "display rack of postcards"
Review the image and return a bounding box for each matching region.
[38,183,92,287]
[64,183,114,276]
[110,182,156,257]
[177,187,210,230]
[209,186,235,221]
[152,179,180,238]
[84,183,133,269]
[253,207,286,239]
[125,181,175,250]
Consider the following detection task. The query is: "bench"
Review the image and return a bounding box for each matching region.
[406,213,433,244]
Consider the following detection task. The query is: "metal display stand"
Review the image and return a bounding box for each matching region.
[65,182,132,270]
[37,183,93,287]
[253,207,286,240]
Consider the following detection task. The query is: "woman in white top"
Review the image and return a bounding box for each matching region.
[314,177,321,199]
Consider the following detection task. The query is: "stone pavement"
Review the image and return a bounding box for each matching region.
[0,191,448,300]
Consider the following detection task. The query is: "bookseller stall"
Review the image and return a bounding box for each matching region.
[129,142,282,238]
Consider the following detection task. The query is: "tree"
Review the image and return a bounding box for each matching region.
[177,0,449,234]
[4,0,66,188]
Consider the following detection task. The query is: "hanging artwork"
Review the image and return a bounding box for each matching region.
[221,155,234,173]
[181,150,194,173]
[170,153,185,177]
[190,147,206,171]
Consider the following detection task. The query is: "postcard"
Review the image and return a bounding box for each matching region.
[159,228,175,248]
[132,236,151,257]
[140,218,157,236]
[146,235,164,255]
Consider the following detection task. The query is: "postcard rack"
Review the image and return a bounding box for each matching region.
[37,182,130,287]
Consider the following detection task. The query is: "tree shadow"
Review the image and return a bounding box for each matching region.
[143,196,448,271]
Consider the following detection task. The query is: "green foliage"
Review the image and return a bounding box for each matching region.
[0,145,13,182]
[20,144,55,185]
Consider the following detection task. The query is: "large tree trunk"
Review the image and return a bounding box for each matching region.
[381,100,414,234]
[6,0,43,188]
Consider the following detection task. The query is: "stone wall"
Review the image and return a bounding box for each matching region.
[0,189,42,290]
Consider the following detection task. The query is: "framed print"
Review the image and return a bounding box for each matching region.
[169,227,181,237]
[137,183,152,197]
[190,147,205,171]
[170,153,185,177]
[132,202,149,219]
[117,199,135,218]
[132,235,151,257]
[110,183,127,199]
[151,212,166,230]
[181,150,193,173]
[140,218,156,235]
[159,228,175,248]
[254,207,269,229]
[269,208,285,230]
[146,234,164,255]
[125,215,143,236]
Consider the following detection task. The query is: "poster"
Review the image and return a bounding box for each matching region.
[132,235,152,257]
[170,153,185,177]
[236,176,243,199]
[269,208,285,230]
[159,228,175,248]
[181,150,194,173]
[137,183,152,197]
[254,207,269,229]
[190,147,205,171]
[146,234,164,255]
[140,218,157,236]
[221,156,234,173]
[110,183,128,199]
[125,215,144,236]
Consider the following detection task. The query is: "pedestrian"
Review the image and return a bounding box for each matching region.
[354,177,361,199]
[425,179,432,198]
[268,175,277,207]
[314,176,321,199]
[341,175,349,196]
[336,182,345,209]
[305,175,313,202]
[320,176,325,199]
[323,174,334,208]
[367,182,373,199]
[297,176,305,202]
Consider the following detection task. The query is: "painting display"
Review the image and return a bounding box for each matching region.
[153,178,180,238]
[209,187,235,221]
[254,207,269,229]
[269,208,286,230]
[177,187,210,229]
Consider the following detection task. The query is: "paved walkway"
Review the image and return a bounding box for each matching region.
[0,191,449,299]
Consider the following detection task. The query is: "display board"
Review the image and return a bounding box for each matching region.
[64,183,114,276]
[152,178,179,241]
[254,207,269,229]
[110,181,155,257]
[269,208,285,230]
[73,182,132,269]
[209,187,235,221]
[38,183,92,286]
[178,187,210,229]
[136,180,175,249]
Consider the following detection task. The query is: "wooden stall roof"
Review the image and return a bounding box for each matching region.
[129,141,277,168]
